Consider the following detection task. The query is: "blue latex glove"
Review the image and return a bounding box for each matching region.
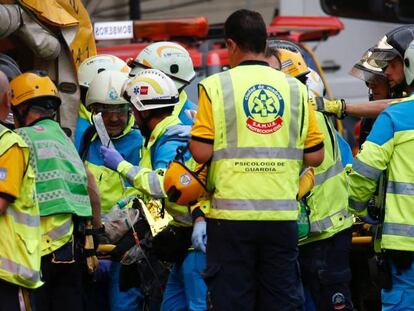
[165,124,191,138]
[192,220,207,253]
[361,214,380,225]
[100,146,125,170]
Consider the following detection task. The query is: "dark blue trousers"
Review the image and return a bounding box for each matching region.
[0,279,32,311]
[204,219,304,311]
[299,228,353,311]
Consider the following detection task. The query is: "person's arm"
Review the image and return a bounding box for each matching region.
[189,141,213,164]
[303,102,325,167]
[303,148,324,167]
[310,96,393,119]
[348,111,394,215]
[189,85,214,163]
[116,138,187,199]
[0,144,25,214]
[345,100,390,118]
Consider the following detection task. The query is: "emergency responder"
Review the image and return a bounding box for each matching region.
[100,69,207,310]
[269,43,354,310]
[10,71,93,310]
[189,9,324,310]
[348,51,389,310]
[350,49,391,147]
[348,39,414,310]
[81,69,143,311]
[75,54,131,149]
[129,41,197,126]
[81,70,141,215]
[300,72,354,311]
[0,71,42,311]
[313,25,414,119]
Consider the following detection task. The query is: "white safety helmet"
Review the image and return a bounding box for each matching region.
[78,54,131,88]
[123,69,179,111]
[306,68,326,98]
[404,39,414,86]
[129,41,195,90]
[85,70,129,108]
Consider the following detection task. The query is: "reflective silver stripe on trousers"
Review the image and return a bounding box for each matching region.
[219,71,237,148]
[352,159,383,181]
[314,161,343,185]
[126,166,142,185]
[6,208,40,227]
[43,218,73,240]
[286,76,300,148]
[383,223,414,237]
[148,172,164,199]
[0,256,41,283]
[387,181,414,195]
[310,209,352,232]
[213,198,298,211]
[348,199,368,211]
[213,147,303,161]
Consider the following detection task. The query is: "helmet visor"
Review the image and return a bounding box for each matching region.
[367,36,401,68]
[350,62,386,83]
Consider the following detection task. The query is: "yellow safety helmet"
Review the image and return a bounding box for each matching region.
[267,39,309,78]
[279,48,309,78]
[164,146,207,206]
[10,71,61,107]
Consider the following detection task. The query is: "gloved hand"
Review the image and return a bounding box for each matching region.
[165,124,192,138]
[309,96,346,119]
[360,214,380,225]
[192,219,207,253]
[100,146,125,170]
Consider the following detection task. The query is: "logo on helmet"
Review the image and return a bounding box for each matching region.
[108,87,119,100]
[179,173,192,186]
[133,86,140,95]
[243,84,284,134]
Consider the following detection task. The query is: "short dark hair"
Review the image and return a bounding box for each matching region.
[224,9,267,54]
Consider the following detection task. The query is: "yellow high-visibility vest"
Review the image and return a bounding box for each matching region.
[202,65,309,221]
[0,125,42,288]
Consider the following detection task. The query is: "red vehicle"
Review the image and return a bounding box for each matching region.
[96,15,344,104]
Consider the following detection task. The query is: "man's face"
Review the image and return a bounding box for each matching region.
[0,72,11,122]
[131,105,143,128]
[384,57,404,88]
[368,78,389,100]
[92,103,129,137]
[0,87,11,122]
